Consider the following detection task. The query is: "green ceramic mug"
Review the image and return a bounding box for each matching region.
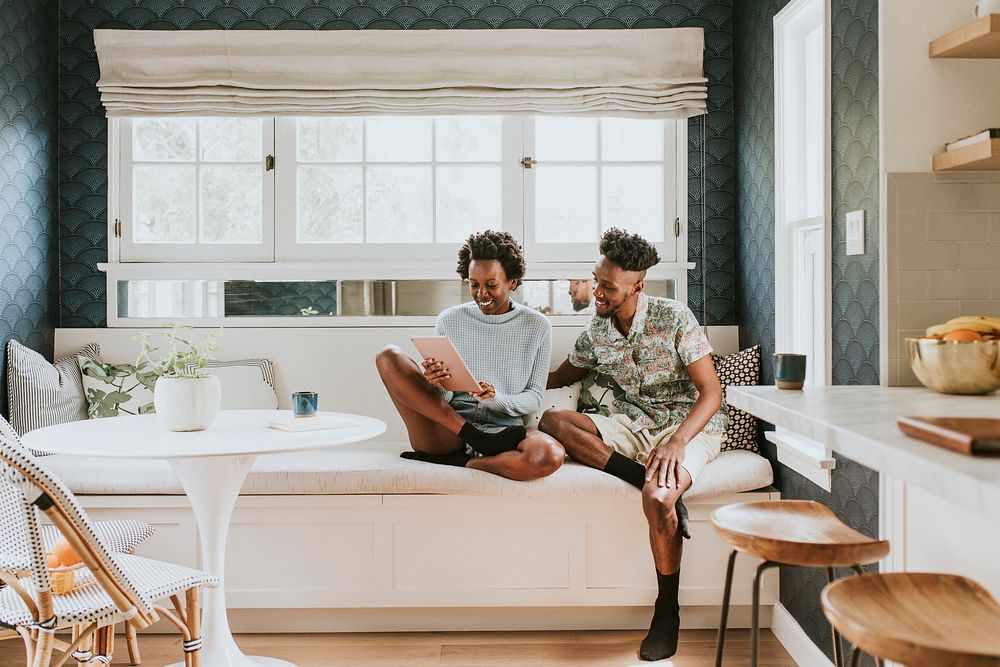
[773,354,807,390]
[292,391,318,417]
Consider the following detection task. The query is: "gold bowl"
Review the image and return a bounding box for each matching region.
[905,338,1000,395]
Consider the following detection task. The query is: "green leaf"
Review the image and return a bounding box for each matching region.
[104,391,133,403]
[138,402,156,415]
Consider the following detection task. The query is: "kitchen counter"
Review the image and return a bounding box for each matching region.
[729,385,1000,595]
[728,386,1000,516]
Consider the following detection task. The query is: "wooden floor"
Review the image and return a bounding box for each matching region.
[0,629,797,666]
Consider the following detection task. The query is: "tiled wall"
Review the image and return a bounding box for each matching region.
[59,0,738,328]
[0,0,58,415]
[885,172,1000,386]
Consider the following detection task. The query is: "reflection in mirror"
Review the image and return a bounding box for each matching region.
[117,279,676,319]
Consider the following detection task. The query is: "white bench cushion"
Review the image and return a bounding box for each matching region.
[41,441,773,500]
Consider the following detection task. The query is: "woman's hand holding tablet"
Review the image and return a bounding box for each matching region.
[411,336,484,394]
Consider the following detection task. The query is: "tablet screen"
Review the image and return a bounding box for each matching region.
[410,336,482,394]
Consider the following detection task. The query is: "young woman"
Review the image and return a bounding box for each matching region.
[375,230,564,481]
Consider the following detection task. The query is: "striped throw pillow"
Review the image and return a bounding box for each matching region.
[5,340,100,440]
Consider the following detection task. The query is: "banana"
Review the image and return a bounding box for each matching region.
[926,318,1000,338]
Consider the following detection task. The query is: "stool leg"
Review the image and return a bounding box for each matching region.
[714,550,738,667]
[752,562,778,667]
[827,568,844,667]
[850,646,862,667]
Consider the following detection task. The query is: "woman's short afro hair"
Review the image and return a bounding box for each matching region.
[456,230,526,283]
[599,228,660,272]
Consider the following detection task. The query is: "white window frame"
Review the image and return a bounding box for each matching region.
[774,0,832,386]
[104,115,692,326]
[113,118,276,263]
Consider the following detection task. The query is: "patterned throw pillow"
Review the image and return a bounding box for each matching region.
[523,383,580,430]
[712,345,761,453]
[78,356,157,418]
[5,340,100,438]
[576,370,624,417]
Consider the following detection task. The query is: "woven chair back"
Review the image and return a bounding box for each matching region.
[0,425,156,626]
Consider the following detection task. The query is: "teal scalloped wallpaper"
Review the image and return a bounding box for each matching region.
[735,0,879,663]
[58,0,738,328]
[0,0,58,415]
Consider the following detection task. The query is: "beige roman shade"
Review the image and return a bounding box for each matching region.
[93,28,707,118]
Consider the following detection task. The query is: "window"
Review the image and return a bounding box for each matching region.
[114,115,682,261]
[775,0,829,386]
[108,114,687,324]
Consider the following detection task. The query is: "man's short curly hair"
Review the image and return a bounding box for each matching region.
[599,228,660,272]
[456,230,526,283]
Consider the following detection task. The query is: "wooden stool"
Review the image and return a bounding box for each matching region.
[711,500,890,667]
[823,572,1000,666]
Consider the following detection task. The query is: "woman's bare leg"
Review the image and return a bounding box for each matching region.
[375,345,464,454]
[468,430,565,481]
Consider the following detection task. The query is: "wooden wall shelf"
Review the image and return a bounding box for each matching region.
[933,138,1000,171]
[930,15,1000,58]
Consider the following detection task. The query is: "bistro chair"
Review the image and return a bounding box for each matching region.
[0,427,219,667]
[0,415,155,665]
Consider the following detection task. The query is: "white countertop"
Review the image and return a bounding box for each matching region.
[727,386,1000,516]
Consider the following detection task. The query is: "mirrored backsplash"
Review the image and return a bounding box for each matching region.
[117,279,676,319]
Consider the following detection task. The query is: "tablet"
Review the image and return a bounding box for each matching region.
[410,336,482,394]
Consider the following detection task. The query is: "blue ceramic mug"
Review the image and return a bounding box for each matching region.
[773,354,807,390]
[292,391,318,417]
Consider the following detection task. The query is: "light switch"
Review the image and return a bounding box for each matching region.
[846,210,865,256]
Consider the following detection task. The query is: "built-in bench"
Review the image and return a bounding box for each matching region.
[50,326,778,632]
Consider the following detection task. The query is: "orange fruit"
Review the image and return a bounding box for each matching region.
[942,328,984,342]
[51,537,81,567]
[46,552,61,569]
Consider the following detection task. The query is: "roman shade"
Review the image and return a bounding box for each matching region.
[93,28,707,118]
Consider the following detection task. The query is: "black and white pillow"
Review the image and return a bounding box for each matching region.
[5,340,100,439]
[712,345,761,453]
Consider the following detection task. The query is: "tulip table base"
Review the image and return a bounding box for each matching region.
[164,455,297,667]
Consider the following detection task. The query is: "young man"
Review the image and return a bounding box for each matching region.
[539,228,727,661]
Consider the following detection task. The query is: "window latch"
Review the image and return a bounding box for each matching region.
[114,219,122,238]
[674,217,681,238]
[265,154,275,171]
[520,156,537,170]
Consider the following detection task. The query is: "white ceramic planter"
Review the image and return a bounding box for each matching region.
[154,376,221,432]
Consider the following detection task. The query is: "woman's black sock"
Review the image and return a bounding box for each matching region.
[603,452,691,539]
[458,422,526,456]
[638,569,681,661]
[400,450,470,467]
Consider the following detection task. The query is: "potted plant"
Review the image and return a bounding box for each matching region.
[136,327,222,432]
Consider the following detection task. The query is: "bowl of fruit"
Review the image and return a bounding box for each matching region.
[906,316,1000,395]
[46,536,84,595]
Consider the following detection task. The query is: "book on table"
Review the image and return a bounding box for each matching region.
[945,129,1000,152]
[896,416,1000,456]
[268,414,356,432]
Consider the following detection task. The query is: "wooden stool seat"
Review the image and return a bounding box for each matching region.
[711,500,889,568]
[822,572,1000,666]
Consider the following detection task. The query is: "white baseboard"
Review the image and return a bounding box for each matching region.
[771,603,834,667]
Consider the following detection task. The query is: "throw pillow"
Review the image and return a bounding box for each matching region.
[5,340,101,437]
[186,358,278,410]
[712,345,761,453]
[78,356,156,418]
[576,370,624,417]
[523,383,580,430]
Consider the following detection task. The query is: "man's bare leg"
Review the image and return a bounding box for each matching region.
[537,409,613,467]
[637,468,691,661]
[468,430,565,481]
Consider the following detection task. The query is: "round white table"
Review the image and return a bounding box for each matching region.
[23,410,386,667]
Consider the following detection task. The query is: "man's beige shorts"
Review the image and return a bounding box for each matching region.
[584,413,723,484]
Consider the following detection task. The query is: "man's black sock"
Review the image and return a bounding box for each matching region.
[603,451,647,489]
[603,452,691,540]
[639,569,681,661]
[458,422,526,456]
[400,450,470,467]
